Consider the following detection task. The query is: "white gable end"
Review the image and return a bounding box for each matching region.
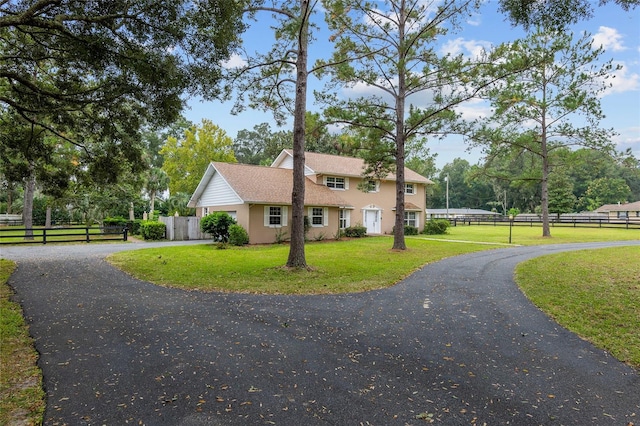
[197,171,242,207]
[272,150,316,176]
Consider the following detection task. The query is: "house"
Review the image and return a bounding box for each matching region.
[595,201,640,222]
[187,149,433,244]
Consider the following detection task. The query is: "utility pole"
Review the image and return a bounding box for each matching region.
[445,174,449,219]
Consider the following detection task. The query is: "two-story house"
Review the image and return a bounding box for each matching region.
[187,149,432,244]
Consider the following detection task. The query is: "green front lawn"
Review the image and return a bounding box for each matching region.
[108,237,492,294]
[516,246,640,368]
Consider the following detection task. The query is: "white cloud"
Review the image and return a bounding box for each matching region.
[440,37,491,58]
[454,98,492,121]
[602,61,639,96]
[222,53,247,69]
[592,26,627,52]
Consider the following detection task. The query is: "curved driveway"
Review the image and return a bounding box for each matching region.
[3,240,639,425]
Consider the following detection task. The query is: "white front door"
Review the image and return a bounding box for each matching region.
[363,209,380,234]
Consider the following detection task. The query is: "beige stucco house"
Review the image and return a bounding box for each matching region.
[187,149,433,244]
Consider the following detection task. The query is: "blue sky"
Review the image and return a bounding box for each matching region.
[184,1,640,169]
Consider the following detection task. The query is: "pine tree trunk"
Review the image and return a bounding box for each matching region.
[541,150,551,237]
[541,109,551,237]
[23,163,35,240]
[286,0,310,268]
[392,4,407,251]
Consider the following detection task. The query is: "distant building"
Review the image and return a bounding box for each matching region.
[425,208,501,220]
[595,201,640,221]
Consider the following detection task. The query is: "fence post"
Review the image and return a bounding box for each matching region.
[43,228,47,245]
[123,227,128,241]
[86,227,90,243]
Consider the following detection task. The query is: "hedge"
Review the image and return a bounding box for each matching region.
[140,221,166,240]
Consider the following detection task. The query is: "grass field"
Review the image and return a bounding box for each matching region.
[418,222,639,245]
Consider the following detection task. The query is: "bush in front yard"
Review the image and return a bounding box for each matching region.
[228,224,249,246]
[140,221,166,240]
[392,225,419,235]
[200,212,236,242]
[422,219,450,235]
[344,225,367,238]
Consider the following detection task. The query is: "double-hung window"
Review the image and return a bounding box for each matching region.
[404,183,415,195]
[339,210,350,229]
[365,180,379,192]
[308,207,328,227]
[264,206,288,227]
[404,211,417,227]
[269,207,283,225]
[325,176,346,189]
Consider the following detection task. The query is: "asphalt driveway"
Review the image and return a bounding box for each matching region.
[2,240,639,425]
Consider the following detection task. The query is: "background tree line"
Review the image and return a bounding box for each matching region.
[4,113,637,226]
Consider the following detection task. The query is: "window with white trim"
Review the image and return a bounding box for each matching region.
[308,207,328,227]
[405,183,415,195]
[365,180,379,192]
[203,207,209,216]
[325,176,346,189]
[404,211,418,227]
[264,206,288,227]
[339,209,350,229]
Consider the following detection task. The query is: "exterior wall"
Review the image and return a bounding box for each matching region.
[247,204,287,244]
[247,204,341,244]
[309,174,426,234]
[197,203,341,244]
[305,206,341,242]
[198,204,251,235]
